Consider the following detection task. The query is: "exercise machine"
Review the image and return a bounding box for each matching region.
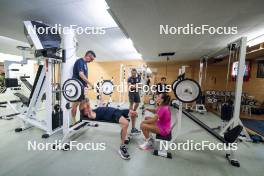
[164,37,250,167]
[160,73,243,166]
[14,20,68,138]
[0,54,33,119]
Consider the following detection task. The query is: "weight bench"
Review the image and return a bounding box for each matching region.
[14,93,29,106]
[58,116,132,150]
[153,132,172,159]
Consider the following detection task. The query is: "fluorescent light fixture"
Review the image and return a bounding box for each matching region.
[0,36,29,47]
[131,53,142,59]
[111,38,142,59]
[247,34,264,47]
[0,53,23,62]
[85,0,118,28]
[127,38,134,46]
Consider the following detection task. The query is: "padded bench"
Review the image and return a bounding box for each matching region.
[14,93,29,106]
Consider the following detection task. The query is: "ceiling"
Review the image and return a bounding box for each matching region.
[0,0,141,61]
[0,0,264,61]
[106,0,264,61]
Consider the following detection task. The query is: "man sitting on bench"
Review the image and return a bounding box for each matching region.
[80,99,137,160]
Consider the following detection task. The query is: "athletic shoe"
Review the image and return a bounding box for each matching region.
[139,138,154,150]
[130,128,141,136]
[119,145,130,160]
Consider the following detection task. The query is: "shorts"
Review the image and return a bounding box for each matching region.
[128,91,140,103]
[113,109,130,123]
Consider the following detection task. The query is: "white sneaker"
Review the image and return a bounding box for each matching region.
[139,139,154,150]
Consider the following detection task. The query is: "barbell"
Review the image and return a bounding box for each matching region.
[62,78,114,102]
[62,77,202,104]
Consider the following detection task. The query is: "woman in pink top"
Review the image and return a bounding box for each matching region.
[139,93,171,150]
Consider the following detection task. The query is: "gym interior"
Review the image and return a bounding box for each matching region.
[0,0,264,176]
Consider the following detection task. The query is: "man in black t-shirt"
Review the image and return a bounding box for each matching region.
[80,100,137,160]
[127,68,141,135]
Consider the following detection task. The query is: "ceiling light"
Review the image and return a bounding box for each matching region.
[0,52,23,62]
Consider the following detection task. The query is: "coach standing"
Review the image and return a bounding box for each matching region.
[127,68,141,135]
[71,50,96,124]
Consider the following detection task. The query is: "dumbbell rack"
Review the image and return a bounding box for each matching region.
[205,90,248,113]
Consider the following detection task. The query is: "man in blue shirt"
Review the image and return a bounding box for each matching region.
[71,50,96,123]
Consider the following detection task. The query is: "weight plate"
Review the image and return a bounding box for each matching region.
[96,82,101,93]
[249,101,255,106]
[101,80,114,95]
[208,98,213,103]
[149,99,156,105]
[211,91,215,95]
[171,99,180,106]
[62,78,84,102]
[174,78,201,103]
[206,90,211,95]
[172,79,179,91]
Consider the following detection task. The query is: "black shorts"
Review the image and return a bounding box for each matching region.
[128,91,140,103]
[113,109,130,123]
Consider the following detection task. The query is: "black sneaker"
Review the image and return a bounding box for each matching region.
[119,145,130,160]
[130,128,141,136]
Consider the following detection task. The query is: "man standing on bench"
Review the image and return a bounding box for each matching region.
[80,99,137,160]
[71,50,96,124]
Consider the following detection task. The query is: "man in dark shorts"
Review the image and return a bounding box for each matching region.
[71,50,96,124]
[127,68,141,135]
[80,100,137,160]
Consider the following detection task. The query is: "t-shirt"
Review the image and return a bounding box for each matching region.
[72,58,88,86]
[127,75,141,92]
[94,107,117,122]
[156,106,171,136]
